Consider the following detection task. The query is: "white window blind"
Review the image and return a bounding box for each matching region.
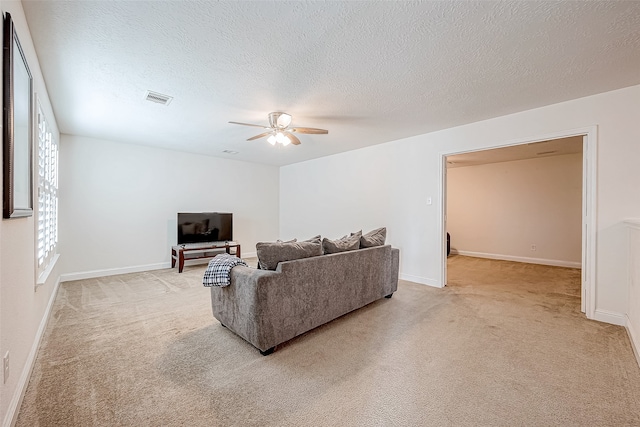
[37,102,58,270]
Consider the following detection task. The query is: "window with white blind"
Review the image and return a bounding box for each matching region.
[37,102,58,274]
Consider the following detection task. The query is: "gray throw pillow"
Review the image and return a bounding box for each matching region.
[322,231,362,254]
[360,227,386,248]
[256,240,323,270]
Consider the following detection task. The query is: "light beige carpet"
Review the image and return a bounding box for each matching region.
[16,255,640,426]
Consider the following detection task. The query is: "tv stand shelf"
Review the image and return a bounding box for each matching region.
[171,242,241,273]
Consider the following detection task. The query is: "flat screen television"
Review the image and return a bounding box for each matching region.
[177,212,233,244]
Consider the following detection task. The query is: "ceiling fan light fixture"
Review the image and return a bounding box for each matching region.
[276,132,290,145]
[230,112,327,147]
[276,113,292,128]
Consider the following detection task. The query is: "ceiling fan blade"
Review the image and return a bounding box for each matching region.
[229,121,270,129]
[286,132,301,145]
[290,127,328,134]
[247,131,272,141]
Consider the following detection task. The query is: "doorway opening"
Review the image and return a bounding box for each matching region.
[438,128,597,318]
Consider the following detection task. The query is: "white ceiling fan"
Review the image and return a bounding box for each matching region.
[229,112,328,146]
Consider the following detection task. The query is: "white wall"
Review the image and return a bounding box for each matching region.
[58,135,280,278]
[0,2,61,426]
[280,84,640,322]
[626,219,640,366]
[447,153,583,267]
[0,7,636,423]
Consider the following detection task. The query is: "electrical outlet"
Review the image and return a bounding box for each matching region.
[3,351,9,384]
[531,244,537,251]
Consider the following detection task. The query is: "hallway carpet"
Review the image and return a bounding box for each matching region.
[16,256,640,426]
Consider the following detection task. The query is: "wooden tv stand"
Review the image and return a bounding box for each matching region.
[171,242,241,273]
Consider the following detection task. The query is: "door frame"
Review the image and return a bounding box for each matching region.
[437,126,597,319]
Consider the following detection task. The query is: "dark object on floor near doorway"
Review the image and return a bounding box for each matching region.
[447,232,451,256]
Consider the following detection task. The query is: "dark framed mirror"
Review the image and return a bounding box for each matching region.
[3,11,33,219]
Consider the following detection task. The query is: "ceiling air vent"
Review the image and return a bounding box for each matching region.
[144,90,173,106]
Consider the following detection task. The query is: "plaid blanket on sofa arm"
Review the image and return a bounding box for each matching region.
[203,253,248,287]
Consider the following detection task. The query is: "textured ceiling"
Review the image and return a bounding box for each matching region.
[22,1,640,166]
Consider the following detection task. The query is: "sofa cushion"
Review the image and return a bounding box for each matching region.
[256,240,323,270]
[360,227,387,248]
[322,231,362,254]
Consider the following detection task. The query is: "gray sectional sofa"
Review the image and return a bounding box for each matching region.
[209,244,399,355]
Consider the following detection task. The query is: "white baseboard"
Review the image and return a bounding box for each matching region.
[592,308,626,326]
[453,250,581,269]
[3,276,62,427]
[626,314,640,368]
[60,251,256,283]
[60,262,171,282]
[399,273,442,288]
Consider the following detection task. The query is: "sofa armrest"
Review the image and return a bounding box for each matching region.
[210,266,282,350]
[390,248,400,291]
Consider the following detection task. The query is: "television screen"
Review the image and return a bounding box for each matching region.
[177,212,233,244]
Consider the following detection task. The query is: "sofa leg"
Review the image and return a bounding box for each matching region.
[385,293,393,299]
[260,347,275,356]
